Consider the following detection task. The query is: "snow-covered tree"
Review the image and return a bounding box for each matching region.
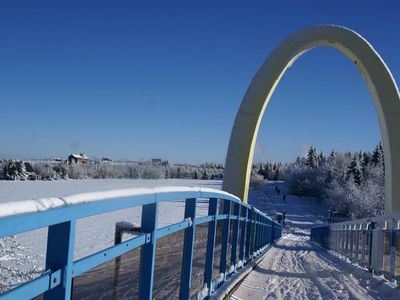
[346,155,363,185]
[306,147,319,168]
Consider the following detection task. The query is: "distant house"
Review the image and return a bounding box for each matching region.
[68,153,90,165]
[53,158,67,163]
[101,157,112,164]
[151,158,162,165]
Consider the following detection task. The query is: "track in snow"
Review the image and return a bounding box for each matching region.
[231,182,400,300]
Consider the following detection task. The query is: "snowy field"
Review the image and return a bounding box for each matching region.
[0,179,221,292]
[231,182,400,300]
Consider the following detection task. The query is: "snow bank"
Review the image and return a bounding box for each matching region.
[0,186,240,218]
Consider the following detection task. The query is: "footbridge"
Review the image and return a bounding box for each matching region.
[0,25,399,299]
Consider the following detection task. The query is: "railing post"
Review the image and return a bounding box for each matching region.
[238,206,247,263]
[204,198,218,295]
[361,224,366,265]
[245,207,253,260]
[44,220,76,300]
[250,208,256,257]
[349,225,354,259]
[139,203,158,300]
[180,198,197,300]
[257,215,261,250]
[368,222,376,271]
[230,203,240,269]
[262,218,266,246]
[271,221,275,242]
[389,220,397,279]
[354,225,360,261]
[254,214,258,253]
[219,200,231,279]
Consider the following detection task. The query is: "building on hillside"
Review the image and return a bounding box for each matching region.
[68,153,90,165]
[151,158,162,165]
[53,158,67,163]
[101,157,112,164]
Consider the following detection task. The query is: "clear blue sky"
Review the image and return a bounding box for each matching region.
[0,1,399,164]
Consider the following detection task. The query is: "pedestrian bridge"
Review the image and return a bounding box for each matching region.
[0,25,400,299]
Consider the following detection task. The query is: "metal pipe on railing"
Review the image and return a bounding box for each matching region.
[113,221,140,300]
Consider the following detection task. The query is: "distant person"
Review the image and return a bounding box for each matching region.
[275,186,278,193]
[277,189,280,196]
[283,194,286,202]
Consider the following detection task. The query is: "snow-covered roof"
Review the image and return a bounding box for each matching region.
[0,186,240,218]
[69,154,89,159]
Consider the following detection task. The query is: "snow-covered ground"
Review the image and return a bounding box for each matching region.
[231,182,400,300]
[0,179,221,292]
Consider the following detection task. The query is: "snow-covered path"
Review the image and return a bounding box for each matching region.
[231,182,400,300]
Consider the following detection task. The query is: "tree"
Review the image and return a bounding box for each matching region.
[318,151,325,164]
[306,147,318,168]
[264,163,272,180]
[346,155,363,185]
[201,170,209,180]
[371,142,384,166]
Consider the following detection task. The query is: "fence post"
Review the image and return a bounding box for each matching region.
[349,225,354,259]
[139,203,158,300]
[180,198,197,300]
[390,220,397,280]
[271,221,275,242]
[44,220,76,300]
[254,215,259,252]
[238,206,247,263]
[262,218,266,246]
[368,222,376,271]
[204,198,218,295]
[245,208,253,260]
[361,224,366,265]
[219,200,231,280]
[230,203,240,269]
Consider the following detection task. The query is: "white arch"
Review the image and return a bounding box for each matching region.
[222,25,400,213]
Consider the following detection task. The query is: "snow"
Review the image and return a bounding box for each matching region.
[0,178,222,204]
[230,182,400,299]
[0,182,237,218]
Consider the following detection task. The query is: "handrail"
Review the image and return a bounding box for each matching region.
[311,213,400,282]
[0,187,282,300]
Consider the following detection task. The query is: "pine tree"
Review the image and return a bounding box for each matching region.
[264,163,272,180]
[362,152,370,166]
[201,170,209,180]
[347,155,363,185]
[318,151,325,164]
[273,168,279,180]
[306,147,318,168]
[257,164,264,177]
[371,142,384,166]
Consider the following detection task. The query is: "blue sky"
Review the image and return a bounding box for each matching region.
[0,1,399,163]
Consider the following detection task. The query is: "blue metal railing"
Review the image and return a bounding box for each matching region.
[0,188,282,299]
[311,213,400,282]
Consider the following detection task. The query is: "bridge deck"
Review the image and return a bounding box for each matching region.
[230,183,400,299]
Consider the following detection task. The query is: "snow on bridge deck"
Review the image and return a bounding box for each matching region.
[229,182,400,300]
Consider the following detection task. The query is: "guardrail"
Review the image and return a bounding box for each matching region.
[0,187,282,299]
[311,213,400,282]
